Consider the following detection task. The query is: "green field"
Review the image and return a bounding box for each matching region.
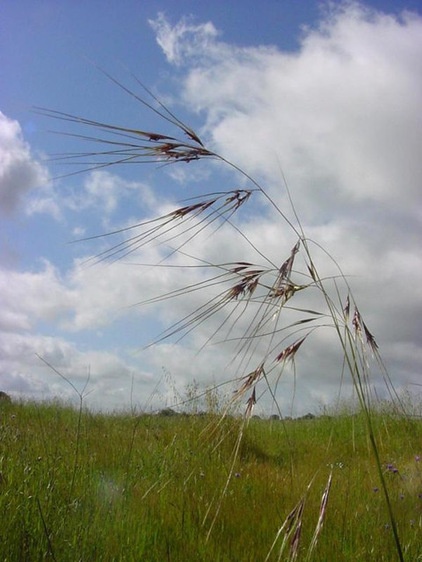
[0,400,420,561]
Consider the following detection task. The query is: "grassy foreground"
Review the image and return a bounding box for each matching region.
[0,400,420,561]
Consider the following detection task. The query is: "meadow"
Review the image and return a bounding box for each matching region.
[1,399,420,561]
[26,70,421,561]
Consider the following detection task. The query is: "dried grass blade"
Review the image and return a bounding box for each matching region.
[275,336,307,363]
[307,471,333,559]
[264,498,305,562]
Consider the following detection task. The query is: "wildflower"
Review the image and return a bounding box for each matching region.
[415,455,420,462]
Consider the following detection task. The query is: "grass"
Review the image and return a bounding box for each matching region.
[30,69,422,559]
[0,400,421,561]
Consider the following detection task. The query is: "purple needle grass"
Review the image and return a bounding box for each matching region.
[38,70,405,561]
[307,471,333,560]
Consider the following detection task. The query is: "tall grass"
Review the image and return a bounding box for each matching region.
[33,70,418,559]
[1,400,421,561]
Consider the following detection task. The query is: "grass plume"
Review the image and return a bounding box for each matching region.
[33,70,416,560]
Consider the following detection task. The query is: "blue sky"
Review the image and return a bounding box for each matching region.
[1,1,421,415]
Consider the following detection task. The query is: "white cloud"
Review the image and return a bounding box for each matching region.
[63,170,145,215]
[2,4,421,415]
[25,191,62,219]
[0,197,417,414]
[144,5,422,410]
[0,257,157,409]
[149,12,220,66]
[0,112,49,214]
[0,257,151,334]
[0,331,154,411]
[0,262,73,331]
[173,6,422,213]
[0,126,150,219]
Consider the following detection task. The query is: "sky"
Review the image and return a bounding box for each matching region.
[1,0,421,416]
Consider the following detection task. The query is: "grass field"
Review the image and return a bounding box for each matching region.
[1,399,420,561]
[27,70,422,561]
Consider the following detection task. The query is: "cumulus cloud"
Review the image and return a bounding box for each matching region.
[0,260,141,409]
[0,112,49,215]
[0,331,154,410]
[2,4,421,415]
[0,261,76,331]
[173,6,422,212]
[0,255,158,335]
[63,170,150,217]
[144,4,422,411]
[149,12,220,65]
[0,113,149,221]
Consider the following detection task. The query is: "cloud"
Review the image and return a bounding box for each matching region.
[0,256,154,335]
[149,12,220,66]
[0,112,49,215]
[63,170,149,216]
[0,113,148,221]
[0,261,73,332]
[144,4,422,411]
[0,330,154,411]
[0,256,159,410]
[2,4,421,415]
[173,6,422,212]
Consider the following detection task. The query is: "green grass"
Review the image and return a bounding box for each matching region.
[34,72,420,561]
[1,400,420,561]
